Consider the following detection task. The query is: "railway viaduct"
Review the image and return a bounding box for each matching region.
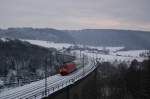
[0,55,98,99]
[43,68,97,99]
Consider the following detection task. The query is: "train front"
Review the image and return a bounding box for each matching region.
[59,63,76,76]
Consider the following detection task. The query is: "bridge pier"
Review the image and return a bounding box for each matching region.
[43,68,97,99]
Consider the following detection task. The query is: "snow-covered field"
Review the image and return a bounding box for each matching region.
[22,39,125,52]
[72,50,146,64]
[23,39,148,62]
[115,50,148,57]
[22,39,72,50]
[86,45,125,52]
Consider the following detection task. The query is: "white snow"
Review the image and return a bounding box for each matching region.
[115,50,148,57]
[0,38,10,42]
[0,80,4,86]
[21,39,125,52]
[86,46,125,52]
[22,39,147,62]
[22,39,72,50]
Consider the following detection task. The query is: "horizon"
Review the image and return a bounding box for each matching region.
[0,27,150,32]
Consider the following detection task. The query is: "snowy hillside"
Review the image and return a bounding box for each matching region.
[115,50,149,57]
[22,39,124,52]
[23,39,148,62]
[22,39,72,50]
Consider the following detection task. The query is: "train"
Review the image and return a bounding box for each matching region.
[59,55,88,76]
[59,62,77,76]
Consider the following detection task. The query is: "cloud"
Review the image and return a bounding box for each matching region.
[0,0,150,31]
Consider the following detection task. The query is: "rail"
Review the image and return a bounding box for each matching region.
[0,59,97,99]
[22,60,96,99]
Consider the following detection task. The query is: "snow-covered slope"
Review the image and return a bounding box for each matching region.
[115,50,148,57]
[22,39,147,62]
[73,50,146,63]
[22,39,72,50]
[86,46,124,52]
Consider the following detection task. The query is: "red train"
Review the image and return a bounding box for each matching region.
[59,62,76,76]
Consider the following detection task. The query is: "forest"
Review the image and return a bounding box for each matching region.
[82,52,150,99]
[0,39,73,89]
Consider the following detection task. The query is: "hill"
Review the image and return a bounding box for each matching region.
[1,28,150,49]
[67,29,150,49]
[0,28,74,43]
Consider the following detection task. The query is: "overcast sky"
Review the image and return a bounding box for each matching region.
[0,0,150,31]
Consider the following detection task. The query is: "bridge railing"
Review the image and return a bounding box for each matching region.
[19,60,96,99]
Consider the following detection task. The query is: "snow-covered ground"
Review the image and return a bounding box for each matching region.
[86,45,125,52]
[115,50,148,57]
[90,52,145,62]
[22,39,125,52]
[72,50,146,64]
[22,39,148,62]
[0,38,10,42]
[22,39,72,50]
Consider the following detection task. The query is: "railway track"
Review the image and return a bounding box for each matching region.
[0,57,96,99]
